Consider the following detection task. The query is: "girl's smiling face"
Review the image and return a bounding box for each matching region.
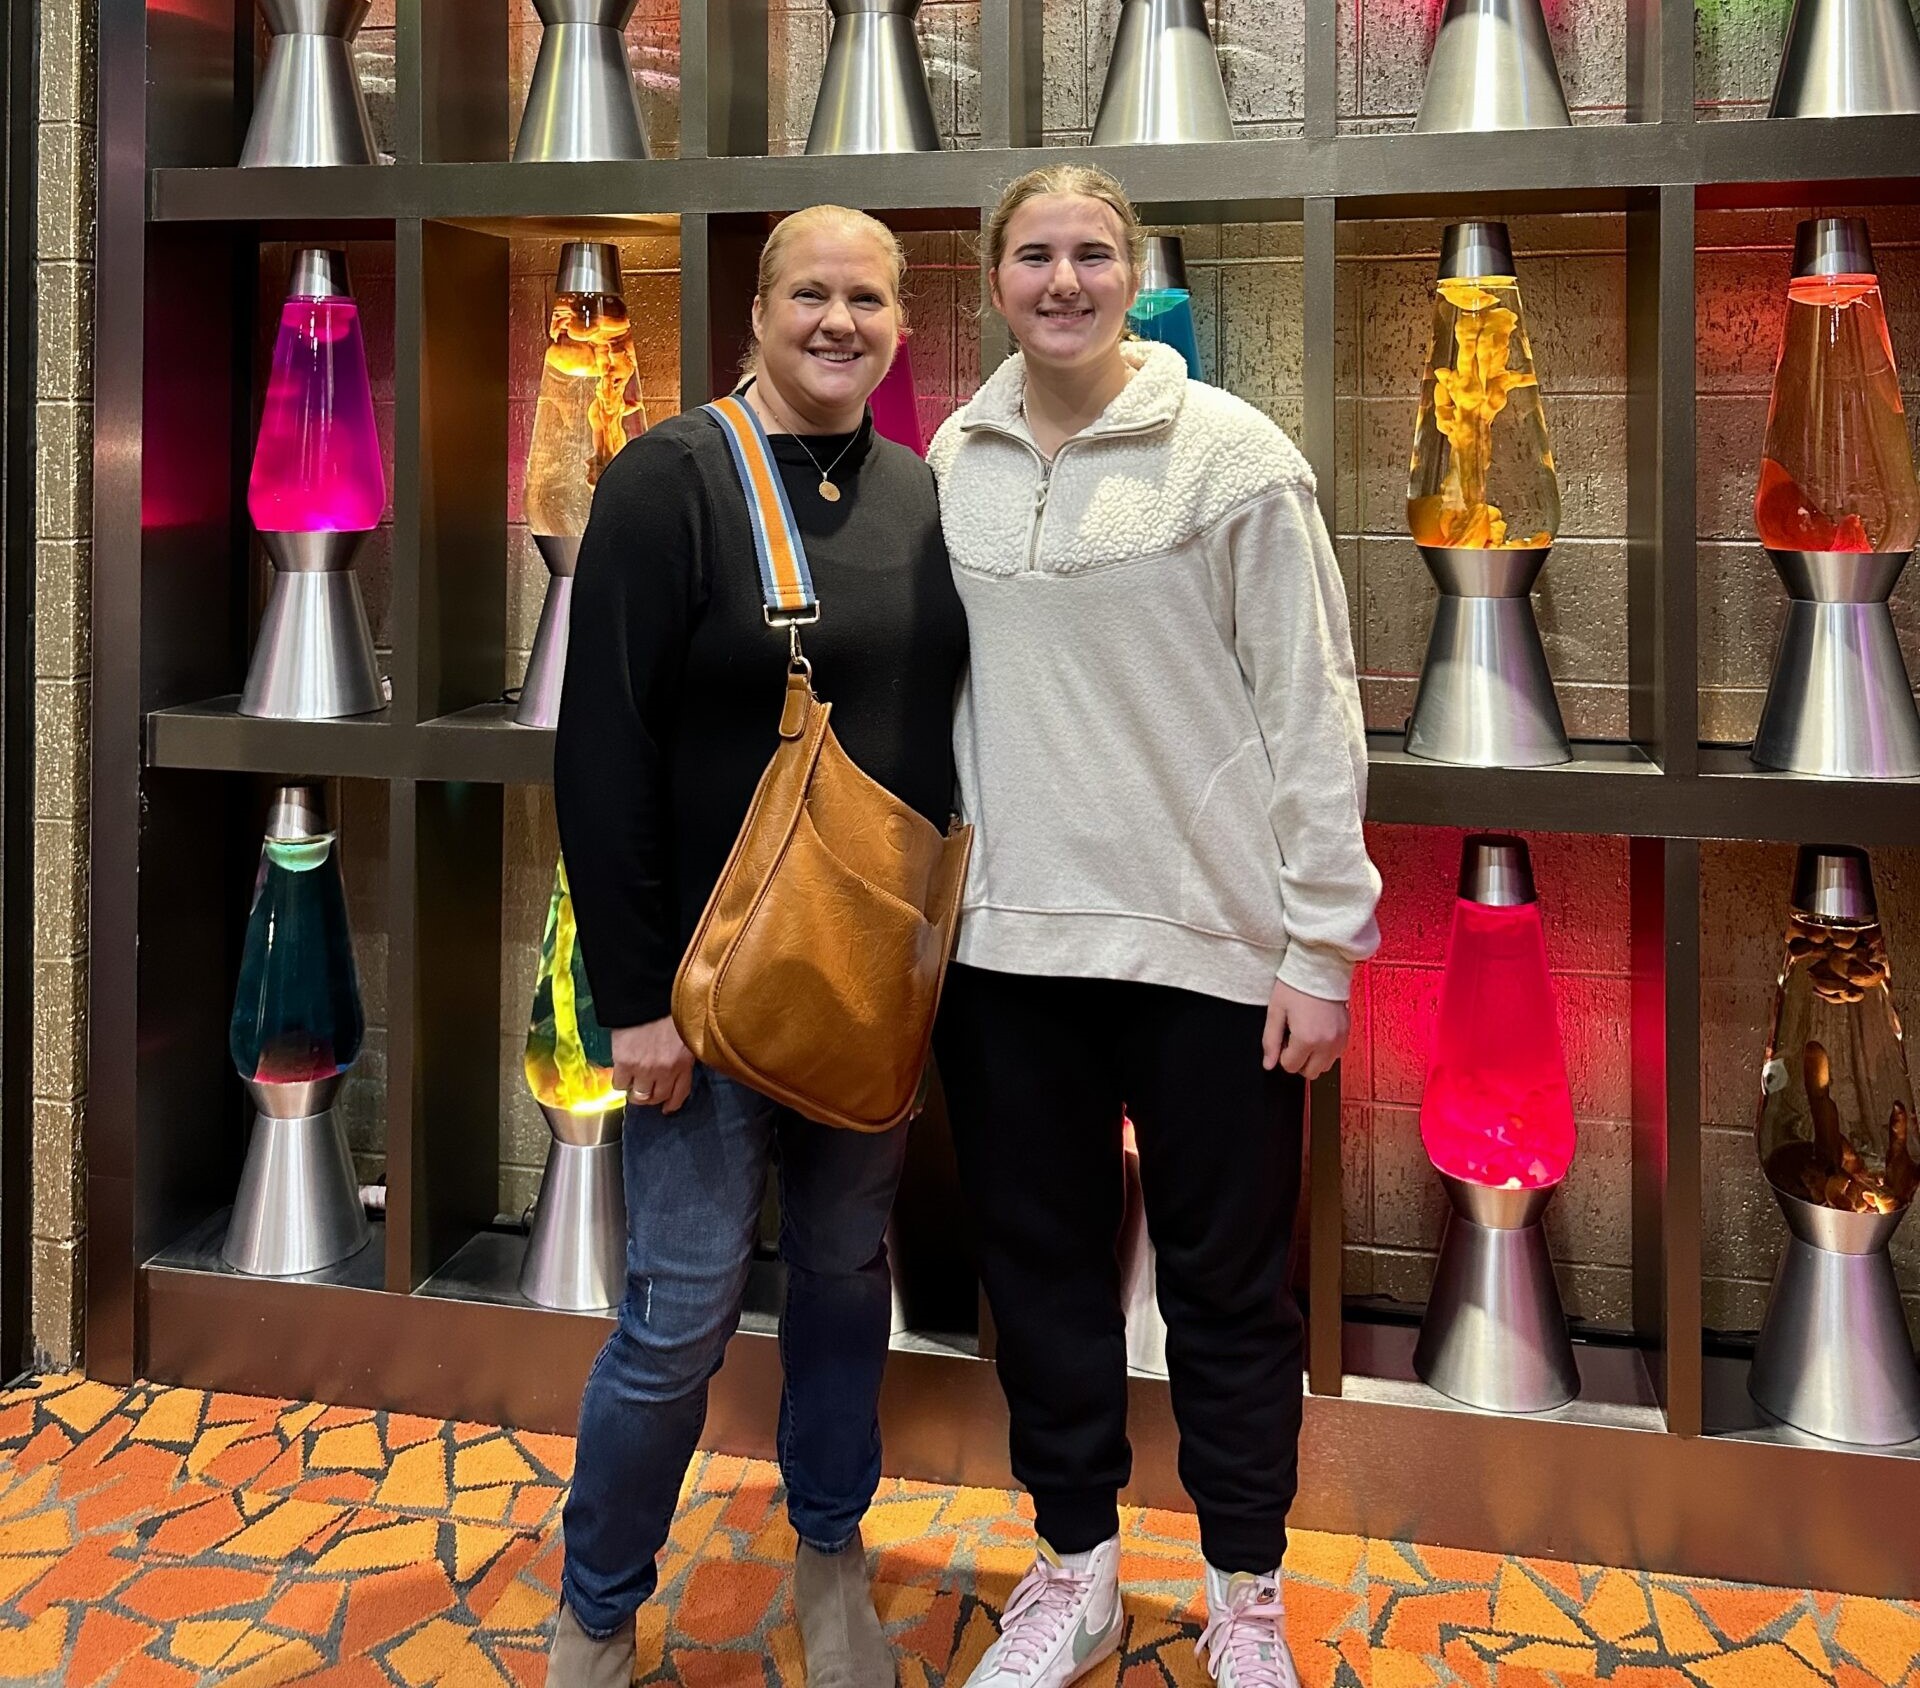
[990,193,1138,374]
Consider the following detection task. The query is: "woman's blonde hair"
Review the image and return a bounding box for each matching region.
[746,204,909,376]
[983,164,1147,282]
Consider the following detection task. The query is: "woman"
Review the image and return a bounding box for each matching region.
[928,166,1381,1688]
[550,205,967,1688]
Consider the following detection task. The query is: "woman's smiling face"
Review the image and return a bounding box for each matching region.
[751,227,902,430]
[990,193,1137,373]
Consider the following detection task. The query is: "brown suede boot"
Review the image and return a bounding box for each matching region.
[547,1597,636,1688]
[793,1528,896,1688]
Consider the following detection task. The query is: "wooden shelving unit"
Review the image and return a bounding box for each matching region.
[90,0,1920,1600]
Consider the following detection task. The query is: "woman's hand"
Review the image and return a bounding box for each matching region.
[1262,980,1349,1081]
[611,1017,696,1115]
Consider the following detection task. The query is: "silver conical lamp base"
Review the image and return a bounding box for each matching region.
[516,538,580,730]
[1092,0,1234,145]
[807,0,943,154]
[515,0,651,162]
[1405,546,1571,767]
[1750,1190,1920,1446]
[1119,1142,1168,1377]
[239,0,379,167]
[1770,0,1920,117]
[520,1107,627,1311]
[224,1105,372,1277]
[1416,0,1572,132]
[241,532,385,721]
[1414,1175,1578,1413]
[1751,550,1920,778]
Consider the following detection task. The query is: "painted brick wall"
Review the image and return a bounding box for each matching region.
[31,0,97,1368]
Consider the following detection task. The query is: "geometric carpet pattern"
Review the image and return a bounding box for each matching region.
[0,1375,1914,1686]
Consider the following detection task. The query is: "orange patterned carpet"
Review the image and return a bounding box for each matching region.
[0,1373,1912,1686]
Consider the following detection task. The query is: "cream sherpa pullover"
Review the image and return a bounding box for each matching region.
[928,341,1382,1006]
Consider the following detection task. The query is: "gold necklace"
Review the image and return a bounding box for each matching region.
[753,382,861,503]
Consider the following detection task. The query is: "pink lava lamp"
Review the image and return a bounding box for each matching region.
[1412,835,1580,1413]
[240,249,387,721]
[870,334,925,456]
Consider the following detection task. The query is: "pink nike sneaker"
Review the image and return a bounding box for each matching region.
[1197,1564,1301,1688]
[963,1536,1124,1688]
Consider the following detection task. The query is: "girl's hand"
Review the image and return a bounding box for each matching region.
[1262,980,1348,1081]
[611,1017,696,1114]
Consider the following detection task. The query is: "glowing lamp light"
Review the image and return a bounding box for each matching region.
[1419,879,1576,1192]
[1749,846,1920,1445]
[222,785,372,1277]
[870,335,926,456]
[240,250,387,721]
[1412,835,1580,1414]
[517,242,643,730]
[518,858,629,1311]
[1751,218,1920,777]
[1403,223,1570,768]
[1126,236,1203,381]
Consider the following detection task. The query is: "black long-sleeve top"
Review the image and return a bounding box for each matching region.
[555,402,969,1029]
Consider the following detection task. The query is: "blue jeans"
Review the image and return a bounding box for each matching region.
[561,1066,908,1636]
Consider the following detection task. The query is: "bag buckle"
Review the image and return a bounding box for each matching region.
[765,604,819,674]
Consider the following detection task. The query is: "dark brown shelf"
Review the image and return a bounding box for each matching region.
[146,697,398,777]
[1364,736,1666,835]
[1694,748,1920,846]
[146,115,1920,229]
[415,704,554,785]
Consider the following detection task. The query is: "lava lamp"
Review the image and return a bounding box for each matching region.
[1412,835,1580,1413]
[1416,0,1572,132]
[223,785,372,1276]
[241,250,387,721]
[1127,237,1203,381]
[1093,0,1234,145]
[515,0,652,163]
[239,0,379,168]
[1770,0,1920,118]
[519,858,628,1310]
[1118,1117,1169,1377]
[807,0,943,154]
[1404,222,1570,768]
[870,335,926,456]
[1749,847,1920,1445]
[518,243,644,730]
[1751,219,1920,778]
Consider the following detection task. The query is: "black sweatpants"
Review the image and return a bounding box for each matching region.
[935,962,1307,1573]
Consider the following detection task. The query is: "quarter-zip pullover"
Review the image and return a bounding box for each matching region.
[928,341,1381,1006]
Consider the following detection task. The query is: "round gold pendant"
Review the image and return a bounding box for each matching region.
[818,480,841,503]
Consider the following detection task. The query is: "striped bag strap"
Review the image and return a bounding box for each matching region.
[703,394,820,630]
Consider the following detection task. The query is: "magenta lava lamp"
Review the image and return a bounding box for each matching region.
[870,334,925,456]
[241,249,387,720]
[1412,835,1580,1412]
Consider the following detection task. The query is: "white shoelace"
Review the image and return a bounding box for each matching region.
[993,1557,1094,1672]
[1197,1577,1296,1688]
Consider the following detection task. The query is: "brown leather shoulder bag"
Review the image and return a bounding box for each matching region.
[671,396,972,1132]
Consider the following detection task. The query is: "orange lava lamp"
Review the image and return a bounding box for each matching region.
[1751,218,1920,777]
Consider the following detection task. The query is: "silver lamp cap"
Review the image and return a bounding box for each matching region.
[1791,845,1878,923]
[1140,235,1190,294]
[1437,221,1517,282]
[287,248,353,302]
[555,241,626,298]
[1791,216,1877,280]
[263,783,330,843]
[1458,834,1537,906]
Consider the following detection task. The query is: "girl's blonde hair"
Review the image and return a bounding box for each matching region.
[746,204,909,376]
[983,164,1147,282]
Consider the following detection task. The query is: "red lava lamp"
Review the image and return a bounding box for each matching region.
[1751,218,1920,777]
[1413,835,1580,1412]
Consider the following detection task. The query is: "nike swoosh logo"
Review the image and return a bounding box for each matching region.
[1071,1600,1117,1664]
